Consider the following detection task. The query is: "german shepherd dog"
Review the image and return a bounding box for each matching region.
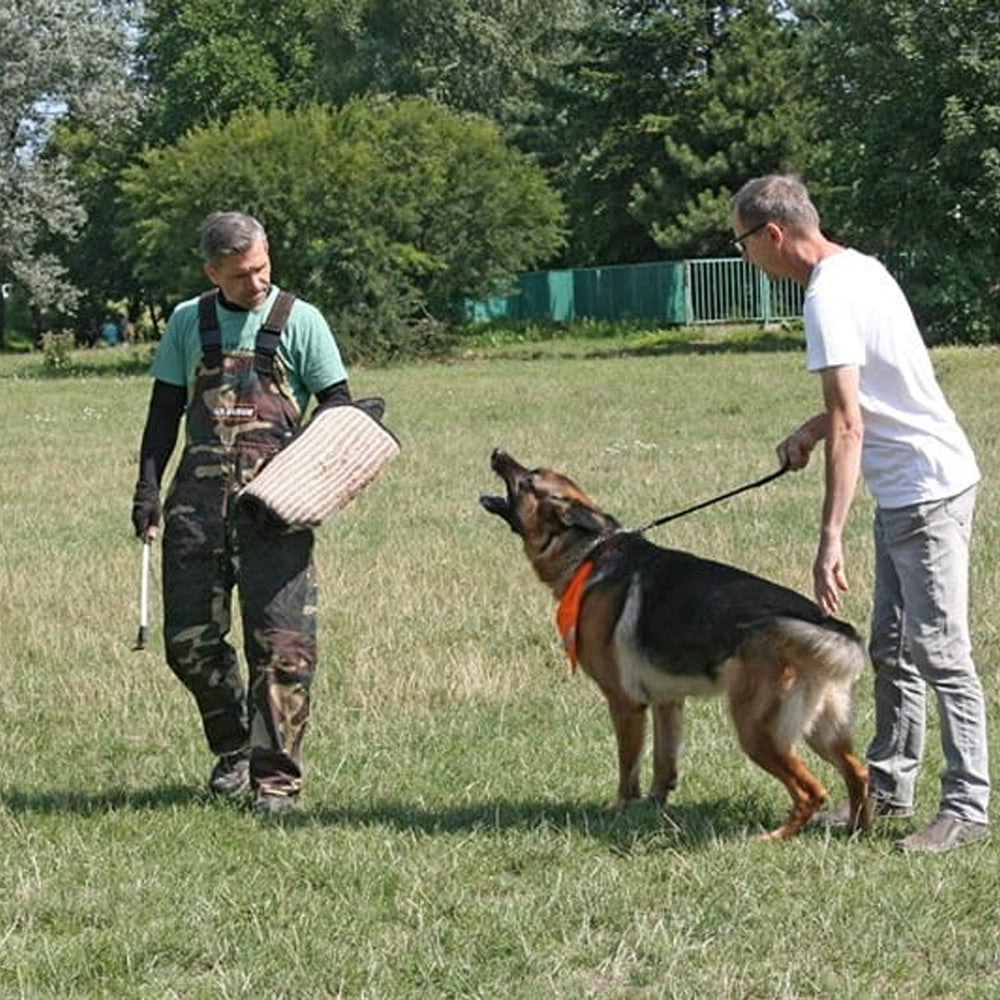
[480,450,871,840]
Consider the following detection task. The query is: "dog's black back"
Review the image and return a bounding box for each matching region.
[593,532,860,681]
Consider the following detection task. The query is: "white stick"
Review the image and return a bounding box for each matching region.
[135,538,151,650]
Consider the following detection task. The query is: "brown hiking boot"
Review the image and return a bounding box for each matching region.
[896,814,989,854]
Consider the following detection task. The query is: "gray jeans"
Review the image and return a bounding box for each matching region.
[867,485,990,824]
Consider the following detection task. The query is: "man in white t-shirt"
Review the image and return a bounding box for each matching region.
[730,173,989,853]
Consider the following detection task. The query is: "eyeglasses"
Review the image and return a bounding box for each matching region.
[733,221,768,254]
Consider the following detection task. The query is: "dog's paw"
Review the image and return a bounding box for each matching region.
[647,783,676,804]
[607,794,665,814]
[606,795,645,813]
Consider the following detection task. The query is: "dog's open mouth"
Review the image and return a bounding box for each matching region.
[479,492,509,515]
[479,449,521,530]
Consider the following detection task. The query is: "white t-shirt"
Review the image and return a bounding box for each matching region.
[804,248,979,509]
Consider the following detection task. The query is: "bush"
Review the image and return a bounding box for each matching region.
[906,256,999,345]
[40,331,76,370]
[120,98,566,363]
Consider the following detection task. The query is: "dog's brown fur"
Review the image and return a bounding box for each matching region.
[481,450,870,839]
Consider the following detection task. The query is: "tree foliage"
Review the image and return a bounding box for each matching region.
[10,0,1000,349]
[48,121,148,333]
[0,0,139,343]
[804,0,1000,342]
[118,98,565,360]
[137,0,322,143]
[537,0,818,265]
[51,0,324,336]
[314,0,593,125]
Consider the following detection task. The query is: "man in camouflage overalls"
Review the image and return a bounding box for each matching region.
[132,212,352,814]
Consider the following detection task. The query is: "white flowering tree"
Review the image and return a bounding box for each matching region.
[0,0,139,346]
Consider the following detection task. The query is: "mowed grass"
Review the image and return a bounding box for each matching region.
[1,339,1000,998]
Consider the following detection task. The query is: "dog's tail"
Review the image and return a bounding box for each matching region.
[739,616,865,755]
[770,616,866,684]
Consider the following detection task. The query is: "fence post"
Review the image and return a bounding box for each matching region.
[758,269,772,324]
[683,260,694,325]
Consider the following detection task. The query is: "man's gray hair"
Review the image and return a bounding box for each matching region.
[200,211,268,262]
[731,174,821,234]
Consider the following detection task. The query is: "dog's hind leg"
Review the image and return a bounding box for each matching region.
[726,656,828,838]
[605,695,647,809]
[649,699,683,802]
[806,689,871,834]
[760,755,828,839]
[733,723,828,838]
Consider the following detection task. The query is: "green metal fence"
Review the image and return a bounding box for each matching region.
[464,257,804,326]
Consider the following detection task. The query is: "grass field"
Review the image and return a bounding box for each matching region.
[1,335,999,998]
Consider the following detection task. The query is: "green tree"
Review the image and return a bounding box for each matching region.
[314,0,592,126]
[51,0,321,340]
[0,0,139,346]
[804,0,1000,342]
[49,122,150,337]
[138,0,322,143]
[538,1,817,265]
[118,98,565,360]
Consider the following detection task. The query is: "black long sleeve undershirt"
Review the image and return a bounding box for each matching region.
[314,380,352,409]
[137,380,186,487]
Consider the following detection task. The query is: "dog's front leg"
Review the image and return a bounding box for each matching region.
[649,699,684,802]
[605,696,646,809]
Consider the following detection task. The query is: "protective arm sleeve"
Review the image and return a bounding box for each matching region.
[314,379,352,412]
[314,379,386,423]
[138,380,186,485]
[131,380,186,537]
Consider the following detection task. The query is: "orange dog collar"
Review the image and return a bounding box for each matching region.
[556,559,595,671]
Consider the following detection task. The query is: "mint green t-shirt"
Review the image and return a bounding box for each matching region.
[150,286,348,413]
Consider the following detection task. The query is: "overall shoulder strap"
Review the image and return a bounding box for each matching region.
[197,290,221,369]
[255,290,297,376]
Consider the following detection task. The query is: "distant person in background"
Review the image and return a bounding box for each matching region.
[731,172,989,854]
[99,314,121,347]
[79,319,100,348]
[116,312,135,344]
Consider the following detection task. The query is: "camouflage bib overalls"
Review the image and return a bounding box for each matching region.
[161,290,317,799]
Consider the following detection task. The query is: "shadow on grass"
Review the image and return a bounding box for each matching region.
[2,785,897,850]
[467,331,805,364]
[299,796,770,851]
[1,783,204,814]
[285,795,889,852]
[582,333,804,360]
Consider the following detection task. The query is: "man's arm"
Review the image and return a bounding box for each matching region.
[813,364,864,614]
[777,412,828,470]
[313,379,351,410]
[313,380,387,423]
[131,380,186,538]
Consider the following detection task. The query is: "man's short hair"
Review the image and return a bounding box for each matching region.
[200,211,268,262]
[731,174,821,234]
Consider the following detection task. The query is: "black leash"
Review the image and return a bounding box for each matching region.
[634,462,791,534]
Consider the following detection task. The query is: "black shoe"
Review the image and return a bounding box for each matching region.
[896,814,989,854]
[252,792,296,815]
[208,752,250,797]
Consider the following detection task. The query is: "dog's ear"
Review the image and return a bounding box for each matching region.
[557,497,615,535]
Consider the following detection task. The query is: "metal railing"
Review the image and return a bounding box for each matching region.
[685,258,804,324]
[465,257,804,326]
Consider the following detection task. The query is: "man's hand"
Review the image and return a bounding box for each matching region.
[813,536,849,615]
[777,426,817,471]
[131,480,161,539]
